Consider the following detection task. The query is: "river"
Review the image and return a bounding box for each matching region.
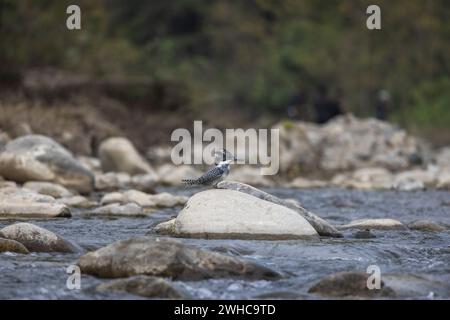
[1,187,449,299]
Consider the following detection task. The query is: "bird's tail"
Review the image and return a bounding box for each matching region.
[182,179,198,186]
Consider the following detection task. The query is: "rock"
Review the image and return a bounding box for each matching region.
[157,164,203,186]
[217,181,341,237]
[94,172,131,191]
[274,115,427,174]
[0,238,30,254]
[338,219,406,231]
[288,177,328,188]
[78,237,281,280]
[100,192,125,205]
[434,147,450,167]
[56,195,96,208]
[0,187,71,218]
[77,156,102,173]
[90,203,144,216]
[0,135,94,193]
[96,276,189,299]
[0,180,17,189]
[227,167,273,187]
[393,179,425,191]
[383,274,450,298]
[332,167,393,189]
[172,189,318,240]
[0,223,77,252]
[129,174,158,193]
[353,230,376,239]
[436,167,450,190]
[99,137,157,176]
[0,131,10,150]
[153,218,176,235]
[274,121,321,173]
[23,181,74,198]
[407,220,447,232]
[101,190,187,208]
[308,271,395,298]
[131,192,186,208]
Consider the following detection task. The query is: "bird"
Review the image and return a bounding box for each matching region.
[182,149,237,187]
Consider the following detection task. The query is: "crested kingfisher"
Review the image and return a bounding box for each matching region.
[182,149,237,187]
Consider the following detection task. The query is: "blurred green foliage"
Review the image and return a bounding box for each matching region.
[1,0,449,130]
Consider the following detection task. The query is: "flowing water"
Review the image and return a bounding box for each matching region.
[1,187,449,299]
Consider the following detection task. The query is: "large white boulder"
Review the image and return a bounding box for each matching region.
[173,189,318,240]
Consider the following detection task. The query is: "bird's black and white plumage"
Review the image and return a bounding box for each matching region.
[182,159,232,187]
[183,149,237,187]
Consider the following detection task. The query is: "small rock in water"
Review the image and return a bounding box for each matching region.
[0,238,30,254]
[56,195,96,208]
[23,181,74,198]
[78,237,281,280]
[0,187,71,218]
[308,271,395,298]
[353,229,376,239]
[338,218,406,231]
[407,220,447,232]
[96,276,189,299]
[101,189,187,208]
[0,223,77,253]
[90,203,145,216]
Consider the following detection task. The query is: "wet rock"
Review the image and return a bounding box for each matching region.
[217,181,341,237]
[353,230,376,239]
[90,203,144,216]
[153,218,176,234]
[0,223,77,252]
[393,168,437,189]
[23,181,74,198]
[78,237,281,280]
[383,274,450,299]
[96,276,189,299]
[308,271,395,298]
[338,218,406,231]
[0,135,94,193]
[101,190,187,208]
[157,164,203,186]
[56,195,96,208]
[0,237,30,254]
[99,137,157,176]
[407,220,447,232]
[0,187,71,218]
[171,189,318,240]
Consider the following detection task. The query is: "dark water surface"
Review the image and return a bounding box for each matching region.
[1,187,449,299]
